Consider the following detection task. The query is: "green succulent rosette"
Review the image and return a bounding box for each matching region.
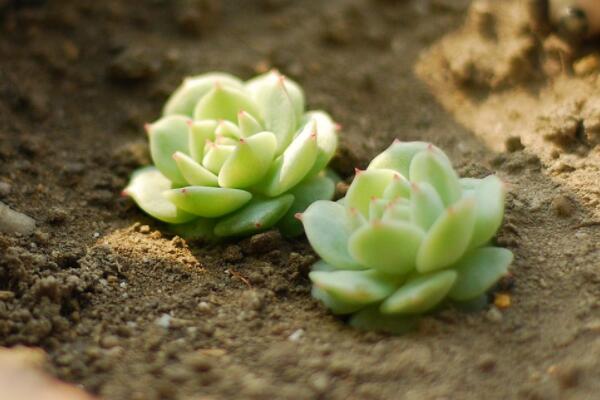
[300,141,513,333]
[123,71,338,239]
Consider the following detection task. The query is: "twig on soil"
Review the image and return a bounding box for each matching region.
[225,269,252,288]
[572,221,600,229]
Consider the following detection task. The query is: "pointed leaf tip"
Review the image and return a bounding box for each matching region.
[294,212,303,221]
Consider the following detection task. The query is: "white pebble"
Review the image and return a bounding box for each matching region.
[0,201,35,235]
[288,329,304,342]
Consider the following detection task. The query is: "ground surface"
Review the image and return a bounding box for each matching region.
[0,0,599,399]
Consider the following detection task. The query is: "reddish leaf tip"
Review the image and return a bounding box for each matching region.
[294,213,303,221]
[354,168,363,175]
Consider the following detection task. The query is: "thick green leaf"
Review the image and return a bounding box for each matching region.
[277,174,335,237]
[410,182,444,230]
[311,260,337,272]
[469,175,506,249]
[368,197,389,221]
[416,197,477,273]
[163,72,244,117]
[349,220,424,275]
[380,270,457,315]
[169,217,217,242]
[409,149,461,206]
[218,132,277,188]
[163,186,251,217]
[246,71,297,154]
[382,174,411,200]
[349,306,418,334]
[259,122,318,197]
[238,110,263,137]
[202,143,234,175]
[148,115,191,186]
[188,120,217,162]
[311,286,364,315]
[382,198,411,222]
[194,84,261,123]
[123,167,195,224]
[213,194,294,237]
[448,247,513,301]
[347,207,368,230]
[368,141,451,178]
[345,169,398,217]
[309,269,397,304]
[302,200,363,270]
[173,151,218,187]
[246,70,305,125]
[215,120,241,140]
[303,111,338,177]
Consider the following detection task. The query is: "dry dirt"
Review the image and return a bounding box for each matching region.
[0,0,599,399]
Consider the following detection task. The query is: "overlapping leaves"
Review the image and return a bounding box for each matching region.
[301,141,513,333]
[124,71,338,238]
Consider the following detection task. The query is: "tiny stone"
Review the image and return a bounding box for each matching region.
[155,314,172,329]
[573,54,600,76]
[549,364,580,389]
[197,302,211,313]
[223,245,243,262]
[100,335,120,349]
[0,182,11,198]
[241,230,282,254]
[288,329,304,342]
[0,290,15,301]
[139,225,151,234]
[550,195,574,218]
[505,136,524,153]
[0,201,36,235]
[477,353,497,372]
[486,307,503,323]
[48,207,69,224]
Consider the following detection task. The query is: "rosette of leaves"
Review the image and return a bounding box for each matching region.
[123,71,338,239]
[300,141,513,333]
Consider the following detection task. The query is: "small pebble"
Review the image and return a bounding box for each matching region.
[288,329,304,342]
[550,195,574,218]
[573,54,600,76]
[0,201,36,235]
[486,306,503,322]
[477,353,497,372]
[0,182,11,198]
[100,335,120,349]
[504,136,524,152]
[548,364,580,389]
[241,230,282,254]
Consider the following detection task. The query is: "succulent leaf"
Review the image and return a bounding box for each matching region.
[215,120,242,140]
[349,220,424,275]
[238,111,263,137]
[382,174,411,200]
[246,70,305,124]
[277,174,335,238]
[259,121,318,197]
[148,116,191,186]
[188,120,217,162]
[448,247,513,301]
[123,167,195,224]
[202,143,234,174]
[163,72,244,117]
[409,149,461,206]
[349,306,418,334]
[163,186,252,218]
[173,151,218,187]
[382,199,411,221]
[194,84,261,123]
[218,132,277,188]
[214,194,294,237]
[380,270,457,314]
[410,182,444,230]
[304,111,338,177]
[309,269,397,305]
[368,141,451,178]
[416,196,477,273]
[468,175,506,249]
[345,169,398,217]
[311,286,365,315]
[169,217,217,242]
[303,201,363,270]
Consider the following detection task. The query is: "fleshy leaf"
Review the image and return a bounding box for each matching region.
[368,197,389,221]
[215,120,241,140]
[382,198,411,221]
[173,151,218,187]
[188,120,217,162]
[259,122,318,197]
[163,186,251,217]
[349,220,424,275]
[194,84,261,123]
[302,200,363,270]
[409,149,461,206]
[277,174,335,238]
[348,207,368,230]
[416,197,477,273]
[169,217,217,242]
[303,111,338,177]
[311,260,337,272]
[246,71,297,154]
[448,247,513,301]
[345,169,398,217]
[349,306,418,334]
[309,269,397,304]
[468,175,506,249]
[214,194,294,237]
[202,143,234,175]
[311,286,364,315]
[380,270,457,314]
[163,72,244,117]
[382,174,411,200]
[238,111,263,137]
[148,115,191,186]
[368,141,451,178]
[123,167,195,224]
[218,132,277,188]
[410,182,444,230]
[246,70,305,125]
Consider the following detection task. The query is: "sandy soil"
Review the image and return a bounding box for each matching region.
[0,0,599,399]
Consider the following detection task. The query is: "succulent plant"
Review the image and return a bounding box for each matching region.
[299,141,513,333]
[123,71,338,239]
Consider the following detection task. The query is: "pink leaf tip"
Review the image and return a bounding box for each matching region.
[294,213,303,221]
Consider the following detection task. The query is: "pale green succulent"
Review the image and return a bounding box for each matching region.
[300,141,513,333]
[123,71,338,239]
